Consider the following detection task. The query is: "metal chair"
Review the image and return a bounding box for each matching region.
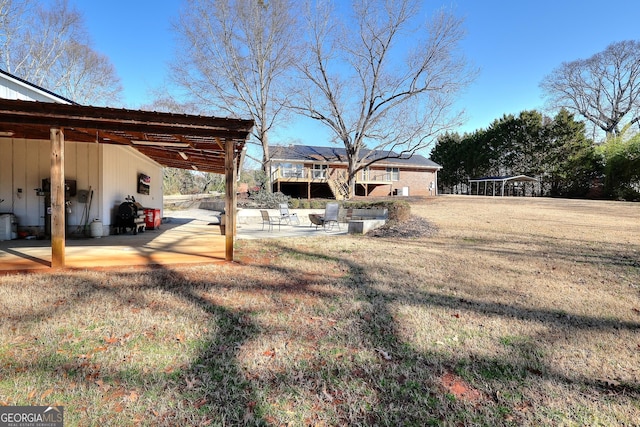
[321,202,340,231]
[279,203,299,225]
[260,210,281,231]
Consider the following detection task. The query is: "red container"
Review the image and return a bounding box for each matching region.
[144,208,161,230]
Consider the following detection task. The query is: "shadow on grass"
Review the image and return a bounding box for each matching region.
[1,236,638,425]
[239,241,639,425]
[0,268,267,426]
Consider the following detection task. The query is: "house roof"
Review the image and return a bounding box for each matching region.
[0,98,254,174]
[0,69,75,104]
[269,144,441,169]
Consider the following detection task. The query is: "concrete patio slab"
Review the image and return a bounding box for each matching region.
[0,208,347,273]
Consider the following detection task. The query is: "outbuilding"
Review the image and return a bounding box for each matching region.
[468,175,539,197]
[0,70,253,266]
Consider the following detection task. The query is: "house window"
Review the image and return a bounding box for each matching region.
[312,164,327,179]
[386,167,399,181]
[362,167,370,181]
[274,163,303,178]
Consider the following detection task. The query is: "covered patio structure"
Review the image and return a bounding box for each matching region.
[468,175,538,197]
[0,98,253,268]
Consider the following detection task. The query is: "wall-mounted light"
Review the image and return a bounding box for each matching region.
[191,165,199,171]
[0,131,14,137]
[179,151,189,160]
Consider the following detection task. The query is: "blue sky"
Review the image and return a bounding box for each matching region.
[66,0,639,142]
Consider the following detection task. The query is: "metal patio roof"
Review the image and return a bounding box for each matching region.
[0,98,254,174]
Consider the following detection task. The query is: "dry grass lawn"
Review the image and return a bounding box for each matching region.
[1,196,638,426]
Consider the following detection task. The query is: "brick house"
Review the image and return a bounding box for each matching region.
[268,144,441,199]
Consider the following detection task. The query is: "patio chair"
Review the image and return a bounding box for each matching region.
[260,210,281,231]
[279,203,299,225]
[321,202,340,231]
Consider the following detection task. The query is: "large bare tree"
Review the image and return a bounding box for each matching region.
[0,0,122,106]
[541,40,640,140]
[171,0,299,182]
[294,0,475,198]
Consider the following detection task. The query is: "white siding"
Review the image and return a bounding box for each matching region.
[101,145,163,230]
[0,138,101,230]
[0,73,72,103]
[0,138,12,212]
[0,138,162,235]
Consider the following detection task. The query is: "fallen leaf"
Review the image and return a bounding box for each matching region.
[375,348,392,360]
[104,336,118,345]
[128,391,139,402]
[103,389,126,402]
[96,380,111,392]
[185,377,199,390]
[40,388,54,400]
[263,349,276,358]
[27,389,37,400]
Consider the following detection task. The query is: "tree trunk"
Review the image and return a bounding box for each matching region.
[262,132,272,193]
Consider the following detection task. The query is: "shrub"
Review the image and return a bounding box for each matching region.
[249,191,290,208]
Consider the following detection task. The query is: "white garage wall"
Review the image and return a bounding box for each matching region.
[0,137,103,230]
[100,145,163,229]
[0,138,162,234]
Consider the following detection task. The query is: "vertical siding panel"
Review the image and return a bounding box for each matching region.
[0,139,11,211]
[35,139,49,228]
[64,140,79,228]
[3,139,162,233]
[13,138,27,223]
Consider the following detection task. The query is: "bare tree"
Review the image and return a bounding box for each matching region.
[541,40,640,140]
[52,42,122,106]
[294,0,475,198]
[0,0,122,106]
[171,0,299,183]
[0,0,32,73]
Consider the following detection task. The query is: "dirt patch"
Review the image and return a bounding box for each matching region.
[440,371,485,404]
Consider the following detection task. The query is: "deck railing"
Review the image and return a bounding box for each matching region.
[272,167,392,183]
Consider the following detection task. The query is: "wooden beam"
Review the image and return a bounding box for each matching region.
[224,140,237,261]
[50,128,65,269]
[0,99,254,137]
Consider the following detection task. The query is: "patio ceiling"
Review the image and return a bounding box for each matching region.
[0,98,254,174]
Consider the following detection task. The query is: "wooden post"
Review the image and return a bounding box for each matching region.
[50,128,65,268]
[224,140,237,261]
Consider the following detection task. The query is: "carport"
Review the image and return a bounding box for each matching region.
[0,98,253,267]
[468,175,538,197]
